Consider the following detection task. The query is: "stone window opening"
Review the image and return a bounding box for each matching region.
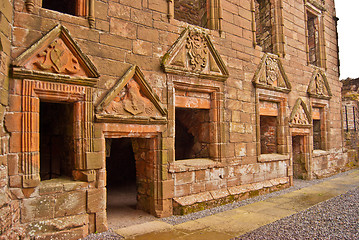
[251,0,285,56]
[25,0,95,27]
[170,0,223,32]
[304,3,326,68]
[255,0,274,53]
[260,115,278,154]
[175,107,210,160]
[312,106,327,151]
[257,97,288,161]
[40,101,74,181]
[42,0,87,16]
[174,0,207,28]
[307,11,319,66]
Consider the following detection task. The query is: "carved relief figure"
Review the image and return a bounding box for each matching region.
[315,74,325,95]
[292,107,309,125]
[33,39,80,74]
[265,57,279,85]
[186,30,208,71]
[104,79,155,117]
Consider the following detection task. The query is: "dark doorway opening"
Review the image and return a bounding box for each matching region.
[292,135,307,179]
[40,101,74,181]
[106,138,155,229]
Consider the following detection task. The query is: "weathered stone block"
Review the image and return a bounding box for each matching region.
[87,188,106,213]
[26,214,88,237]
[21,195,55,223]
[54,190,87,217]
[85,152,103,169]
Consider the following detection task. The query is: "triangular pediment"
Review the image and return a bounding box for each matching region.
[96,65,167,124]
[161,27,229,81]
[289,98,311,128]
[307,68,332,100]
[253,53,291,93]
[12,25,99,86]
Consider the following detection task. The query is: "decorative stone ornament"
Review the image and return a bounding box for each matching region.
[161,27,229,81]
[96,65,167,124]
[252,53,291,93]
[290,98,312,127]
[307,68,332,99]
[12,24,99,86]
[305,0,326,12]
[25,0,35,13]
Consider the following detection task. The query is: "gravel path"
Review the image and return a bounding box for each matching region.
[82,169,357,239]
[234,186,359,240]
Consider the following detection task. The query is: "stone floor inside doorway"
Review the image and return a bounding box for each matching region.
[107,184,157,229]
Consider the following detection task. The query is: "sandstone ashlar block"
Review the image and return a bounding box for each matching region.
[95,210,108,233]
[26,214,89,238]
[54,190,87,217]
[174,171,195,185]
[21,195,56,223]
[87,188,106,213]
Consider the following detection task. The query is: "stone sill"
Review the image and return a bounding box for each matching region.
[169,158,221,173]
[39,177,88,195]
[313,150,329,157]
[258,154,290,162]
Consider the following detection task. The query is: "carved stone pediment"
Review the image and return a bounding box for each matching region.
[161,27,229,81]
[253,53,291,93]
[290,98,312,128]
[12,25,99,86]
[307,68,332,100]
[96,65,167,124]
[305,0,326,12]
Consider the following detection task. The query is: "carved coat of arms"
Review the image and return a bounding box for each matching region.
[186,31,208,71]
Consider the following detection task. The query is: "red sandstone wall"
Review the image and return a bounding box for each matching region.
[2,0,348,238]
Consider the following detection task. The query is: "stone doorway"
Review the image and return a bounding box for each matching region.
[106,137,157,229]
[292,135,308,179]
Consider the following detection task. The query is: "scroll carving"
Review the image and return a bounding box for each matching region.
[25,0,35,13]
[186,30,208,72]
[33,39,80,74]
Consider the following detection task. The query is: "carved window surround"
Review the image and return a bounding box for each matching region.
[251,0,285,57]
[167,0,223,32]
[311,101,329,151]
[25,0,96,28]
[11,24,100,188]
[17,79,95,188]
[256,91,289,162]
[170,78,224,161]
[304,0,326,68]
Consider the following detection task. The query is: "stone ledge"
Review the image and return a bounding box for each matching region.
[169,159,222,173]
[258,154,290,162]
[313,150,329,157]
[39,178,88,195]
[173,177,290,215]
